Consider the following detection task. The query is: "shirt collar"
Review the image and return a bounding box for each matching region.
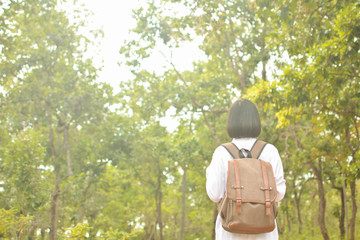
[231,138,257,151]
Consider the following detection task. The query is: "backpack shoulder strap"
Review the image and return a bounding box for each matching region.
[222,142,240,159]
[250,140,268,159]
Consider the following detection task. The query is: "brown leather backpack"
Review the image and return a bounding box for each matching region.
[218,140,278,234]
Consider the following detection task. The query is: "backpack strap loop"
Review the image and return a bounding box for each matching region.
[260,160,272,216]
[233,159,243,214]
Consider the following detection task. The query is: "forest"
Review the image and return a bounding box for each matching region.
[0,0,359,239]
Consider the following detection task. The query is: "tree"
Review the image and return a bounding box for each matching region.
[0,0,111,238]
[276,1,360,239]
[1,0,359,239]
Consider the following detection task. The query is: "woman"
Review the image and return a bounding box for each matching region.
[206,99,286,240]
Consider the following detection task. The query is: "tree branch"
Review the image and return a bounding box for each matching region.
[201,108,221,146]
[353,118,359,148]
[160,50,224,145]
[223,25,245,93]
[320,102,360,118]
[345,127,356,157]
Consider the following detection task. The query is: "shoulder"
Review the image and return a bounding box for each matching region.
[262,142,279,154]
[259,142,281,163]
[214,144,230,156]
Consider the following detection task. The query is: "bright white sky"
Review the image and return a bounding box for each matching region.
[76,0,140,92]
[64,0,205,94]
[63,0,205,131]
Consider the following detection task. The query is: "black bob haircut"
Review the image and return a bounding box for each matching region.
[227,99,261,138]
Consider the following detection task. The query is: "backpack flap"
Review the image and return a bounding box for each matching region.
[223,141,277,215]
[226,159,277,205]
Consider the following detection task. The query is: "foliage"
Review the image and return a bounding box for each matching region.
[61,223,91,240]
[101,228,143,240]
[0,208,33,239]
[0,0,359,239]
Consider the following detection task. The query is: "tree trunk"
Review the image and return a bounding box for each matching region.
[48,116,60,240]
[27,225,36,240]
[292,176,303,234]
[40,229,45,240]
[63,125,72,177]
[311,160,330,240]
[88,214,97,239]
[339,186,346,239]
[317,173,329,240]
[50,169,60,240]
[343,177,349,240]
[27,225,37,240]
[331,182,345,239]
[212,205,218,240]
[345,125,358,240]
[286,203,291,234]
[349,180,357,240]
[78,181,92,223]
[276,213,284,234]
[156,167,163,240]
[179,166,186,240]
[294,190,302,234]
[311,192,317,237]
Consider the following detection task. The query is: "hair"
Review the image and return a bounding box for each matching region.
[227,99,261,138]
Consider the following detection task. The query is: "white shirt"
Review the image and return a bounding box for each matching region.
[206,138,286,240]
